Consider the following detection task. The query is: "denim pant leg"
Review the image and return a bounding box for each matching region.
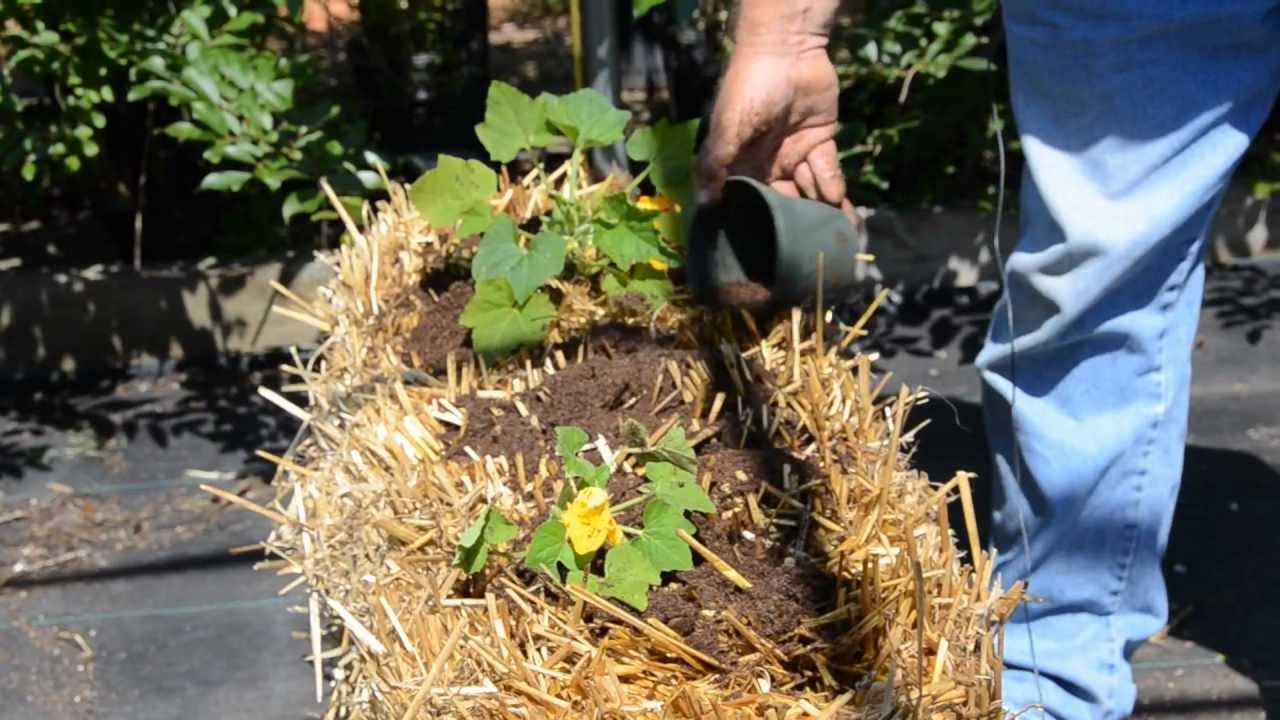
[978,3,1280,718]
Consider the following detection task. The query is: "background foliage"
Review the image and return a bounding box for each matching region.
[0,0,478,262]
[2,0,1275,266]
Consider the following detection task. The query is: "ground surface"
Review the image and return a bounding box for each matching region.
[2,263,1278,719]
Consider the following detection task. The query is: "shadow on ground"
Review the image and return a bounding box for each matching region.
[0,353,296,482]
[1204,262,1280,345]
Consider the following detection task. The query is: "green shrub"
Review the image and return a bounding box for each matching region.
[0,0,375,257]
[833,0,1013,208]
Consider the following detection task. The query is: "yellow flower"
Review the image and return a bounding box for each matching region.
[635,194,675,212]
[648,259,669,272]
[562,486,623,554]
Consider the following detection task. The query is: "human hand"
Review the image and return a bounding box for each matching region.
[695,45,848,213]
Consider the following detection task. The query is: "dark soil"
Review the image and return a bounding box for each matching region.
[714,280,774,313]
[449,326,696,464]
[401,281,474,372]
[644,448,837,665]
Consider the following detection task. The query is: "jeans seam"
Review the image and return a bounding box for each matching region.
[1102,237,1193,719]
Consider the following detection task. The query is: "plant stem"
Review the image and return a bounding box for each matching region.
[619,525,642,536]
[133,102,154,271]
[624,164,652,197]
[567,147,584,203]
[611,490,651,515]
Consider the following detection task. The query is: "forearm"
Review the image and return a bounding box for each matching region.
[732,0,840,53]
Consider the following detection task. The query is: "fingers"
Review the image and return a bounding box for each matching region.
[695,126,735,202]
[806,139,847,207]
[696,87,755,202]
[770,179,801,199]
[840,198,860,227]
[793,162,819,200]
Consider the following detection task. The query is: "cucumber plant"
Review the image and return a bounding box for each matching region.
[453,422,715,612]
[407,81,700,358]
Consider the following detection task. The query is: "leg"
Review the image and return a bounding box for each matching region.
[979,3,1280,718]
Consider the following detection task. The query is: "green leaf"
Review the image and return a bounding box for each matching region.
[20,161,36,183]
[625,118,700,197]
[596,193,666,230]
[223,142,264,165]
[354,170,383,191]
[542,89,630,150]
[476,81,557,163]
[471,217,567,304]
[602,266,674,309]
[632,500,696,573]
[564,457,609,489]
[283,189,324,223]
[222,11,265,33]
[606,542,661,585]
[453,506,515,575]
[137,55,168,75]
[953,56,994,72]
[127,80,198,104]
[588,542,661,610]
[525,519,571,576]
[458,512,486,547]
[555,480,577,511]
[190,100,232,135]
[254,166,306,192]
[181,66,221,105]
[595,222,667,271]
[635,426,698,474]
[31,29,61,47]
[645,462,715,514]
[180,9,212,42]
[484,508,518,545]
[459,280,555,357]
[555,427,590,460]
[633,0,668,18]
[408,155,497,236]
[198,170,252,192]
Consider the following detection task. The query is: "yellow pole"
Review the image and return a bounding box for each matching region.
[570,0,584,89]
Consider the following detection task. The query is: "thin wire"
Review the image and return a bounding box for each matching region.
[989,100,1046,713]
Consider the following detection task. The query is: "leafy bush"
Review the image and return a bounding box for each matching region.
[0,0,374,257]
[833,0,1012,208]
[125,4,378,223]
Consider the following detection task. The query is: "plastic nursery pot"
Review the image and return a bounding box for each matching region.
[687,176,870,310]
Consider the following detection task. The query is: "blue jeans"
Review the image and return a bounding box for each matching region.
[978,2,1280,718]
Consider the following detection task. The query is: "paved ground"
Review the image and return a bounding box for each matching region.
[2,263,1278,719]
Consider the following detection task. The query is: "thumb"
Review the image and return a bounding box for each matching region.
[695,105,747,203]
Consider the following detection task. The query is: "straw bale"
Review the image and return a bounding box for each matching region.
[246,176,1024,719]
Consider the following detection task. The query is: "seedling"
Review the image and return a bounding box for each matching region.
[453,505,517,575]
